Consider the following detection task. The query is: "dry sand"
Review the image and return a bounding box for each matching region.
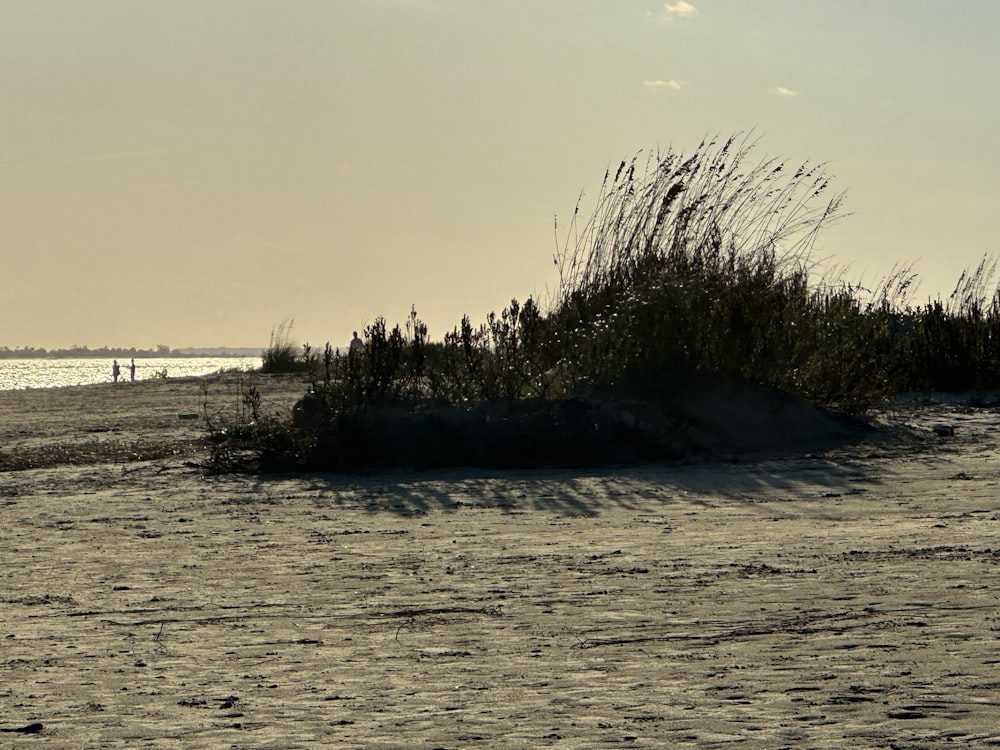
[2,373,1000,748]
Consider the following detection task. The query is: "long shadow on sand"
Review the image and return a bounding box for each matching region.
[247,447,899,518]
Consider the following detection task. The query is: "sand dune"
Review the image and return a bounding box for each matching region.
[2,374,999,748]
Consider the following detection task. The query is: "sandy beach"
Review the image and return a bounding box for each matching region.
[2,372,1000,748]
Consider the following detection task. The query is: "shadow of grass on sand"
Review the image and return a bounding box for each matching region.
[286,382,885,474]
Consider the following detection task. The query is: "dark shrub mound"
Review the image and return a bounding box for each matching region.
[300,382,872,473]
[310,398,663,472]
[671,381,872,458]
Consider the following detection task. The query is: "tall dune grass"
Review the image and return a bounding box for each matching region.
[260,319,307,374]
[546,133,885,409]
[545,134,1000,408]
[221,134,1000,470]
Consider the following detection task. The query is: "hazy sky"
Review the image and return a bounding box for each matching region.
[4,1,999,350]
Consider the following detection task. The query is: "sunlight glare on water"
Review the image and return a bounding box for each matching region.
[0,357,259,391]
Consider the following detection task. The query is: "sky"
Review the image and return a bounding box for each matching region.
[3,1,999,350]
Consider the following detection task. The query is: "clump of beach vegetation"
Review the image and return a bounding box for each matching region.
[225,133,1000,472]
[260,319,309,374]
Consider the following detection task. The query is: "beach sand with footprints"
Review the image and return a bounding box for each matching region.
[2,372,1000,748]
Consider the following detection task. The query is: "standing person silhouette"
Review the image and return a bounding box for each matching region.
[349,331,363,353]
[112,360,121,383]
[129,358,136,382]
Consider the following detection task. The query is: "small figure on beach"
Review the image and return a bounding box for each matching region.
[349,331,363,353]
[112,359,121,383]
[130,358,136,382]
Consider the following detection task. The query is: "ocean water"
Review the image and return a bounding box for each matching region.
[0,357,260,391]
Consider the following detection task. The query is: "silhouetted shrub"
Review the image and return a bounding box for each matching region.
[210,134,1000,473]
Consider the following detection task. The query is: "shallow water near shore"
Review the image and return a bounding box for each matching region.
[0,357,259,391]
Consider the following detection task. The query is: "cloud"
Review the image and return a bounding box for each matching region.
[659,1,698,19]
[643,79,684,90]
[773,86,799,97]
